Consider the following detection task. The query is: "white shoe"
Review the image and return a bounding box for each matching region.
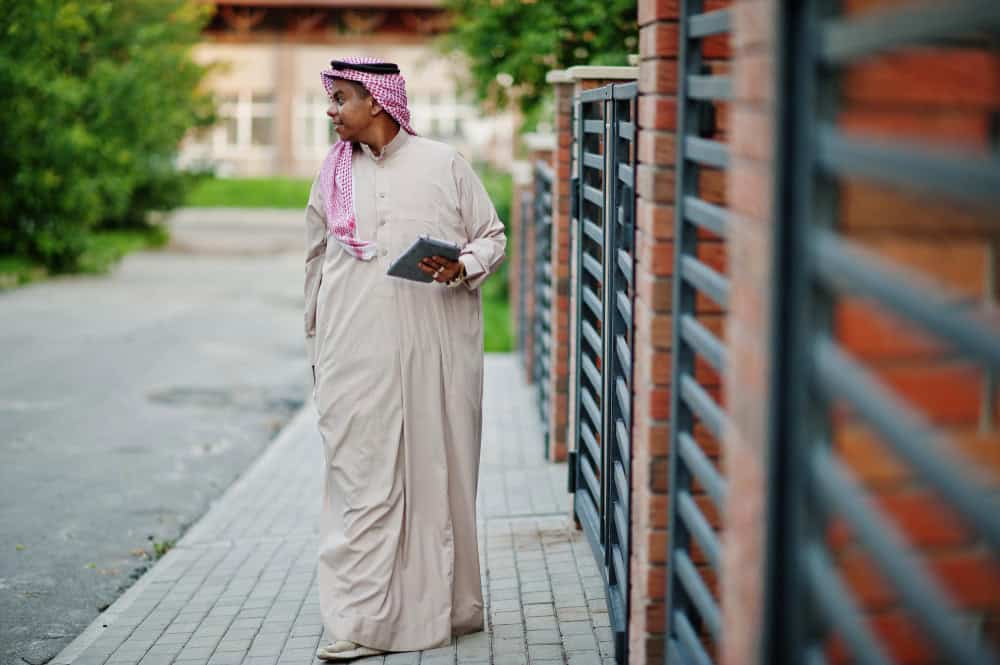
[316,640,385,661]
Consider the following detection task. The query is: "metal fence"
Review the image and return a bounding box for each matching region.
[569,80,638,665]
[664,3,732,664]
[766,2,1000,664]
[517,189,532,355]
[532,161,554,449]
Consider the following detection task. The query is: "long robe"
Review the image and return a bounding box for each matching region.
[303,129,506,652]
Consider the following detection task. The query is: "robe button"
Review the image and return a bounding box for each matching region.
[378,220,386,227]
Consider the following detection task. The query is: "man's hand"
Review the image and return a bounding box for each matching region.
[418,255,464,283]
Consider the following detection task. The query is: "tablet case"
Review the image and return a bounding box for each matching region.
[386,235,462,283]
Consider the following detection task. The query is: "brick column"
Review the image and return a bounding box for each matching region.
[631,3,681,660]
[544,71,575,463]
[720,2,775,664]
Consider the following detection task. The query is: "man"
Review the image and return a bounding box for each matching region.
[303,57,506,660]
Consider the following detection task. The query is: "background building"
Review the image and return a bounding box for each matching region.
[179,0,516,177]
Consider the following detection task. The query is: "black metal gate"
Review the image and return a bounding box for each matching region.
[533,161,555,449]
[570,80,638,665]
[517,188,531,355]
[766,2,1000,664]
[665,3,732,664]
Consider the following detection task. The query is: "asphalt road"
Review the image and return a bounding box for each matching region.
[0,209,309,665]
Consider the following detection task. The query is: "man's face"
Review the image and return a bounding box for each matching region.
[327,79,375,142]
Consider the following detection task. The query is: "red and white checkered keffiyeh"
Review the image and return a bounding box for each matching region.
[319,57,417,260]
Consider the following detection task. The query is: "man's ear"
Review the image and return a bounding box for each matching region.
[369,98,384,117]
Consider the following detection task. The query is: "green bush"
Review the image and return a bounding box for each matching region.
[0,0,213,271]
[443,0,636,128]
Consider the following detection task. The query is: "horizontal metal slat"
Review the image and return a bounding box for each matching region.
[583,184,604,207]
[616,290,632,326]
[612,80,638,101]
[582,286,603,319]
[675,549,722,640]
[579,420,601,465]
[810,230,1000,368]
[687,75,732,101]
[613,501,628,552]
[679,431,727,510]
[615,418,630,468]
[689,8,731,38]
[582,321,602,357]
[612,544,628,592]
[581,355,603,395]
[681,256,730,308]
[615,333,631,379]
[685,136,729,169]
[580,85,613,103]
[583,152,604,171]
[582,253,603,282]
[615,376,631,427]
[680,375,725,440]
[821,0,1000,65]
[812,339,1000,551]
[809,447,996,665]
[579,452,602,506]
[680,314,726,373]
[678,490,721,572]
[582,219,603,245]
[817,126,1000,206]
[581,386,602,427]
[673,611,714,665]
[802,544,892,665]
[618,120,635,141]
[683,196,730,238]
[618,163,634,188]
[613,461,629,510]
[617,249,633,285]
[584,119,605,135]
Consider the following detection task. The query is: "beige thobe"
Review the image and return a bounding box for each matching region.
[303,129,506,651]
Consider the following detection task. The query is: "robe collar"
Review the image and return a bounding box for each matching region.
[358,127,409,163]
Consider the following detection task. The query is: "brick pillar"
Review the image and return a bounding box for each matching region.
[544,72,575,463]
[721,2,775,664]
[631,3,681,660]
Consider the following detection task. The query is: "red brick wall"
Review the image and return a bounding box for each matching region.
[633,1,732,661]
[632,2,680,660]
[825,2,1000,661]
[722,2,1000,664]
[720,2,774,664]
[546,81,575,462]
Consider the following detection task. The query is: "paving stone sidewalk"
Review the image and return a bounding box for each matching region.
[53,354,613,665]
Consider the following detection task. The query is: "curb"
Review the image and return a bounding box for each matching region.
[50,404,315,665]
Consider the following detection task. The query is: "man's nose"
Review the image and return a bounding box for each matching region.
[327,105,338,120]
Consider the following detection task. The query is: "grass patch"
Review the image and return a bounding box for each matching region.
[0,255,47,290]
[187,177,312,208]
[483,290,512,352]
[77,227,169,275]
[0,226,168,291]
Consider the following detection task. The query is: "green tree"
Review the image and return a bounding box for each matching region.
[0,0,213,271]
[442,0,637,127]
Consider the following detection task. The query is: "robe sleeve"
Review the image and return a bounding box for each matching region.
[452,153,507,291]
[304,175,327,365]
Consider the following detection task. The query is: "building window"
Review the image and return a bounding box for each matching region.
[219,94,239,146]
[296,92,333,152]
[250,93,274,146]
